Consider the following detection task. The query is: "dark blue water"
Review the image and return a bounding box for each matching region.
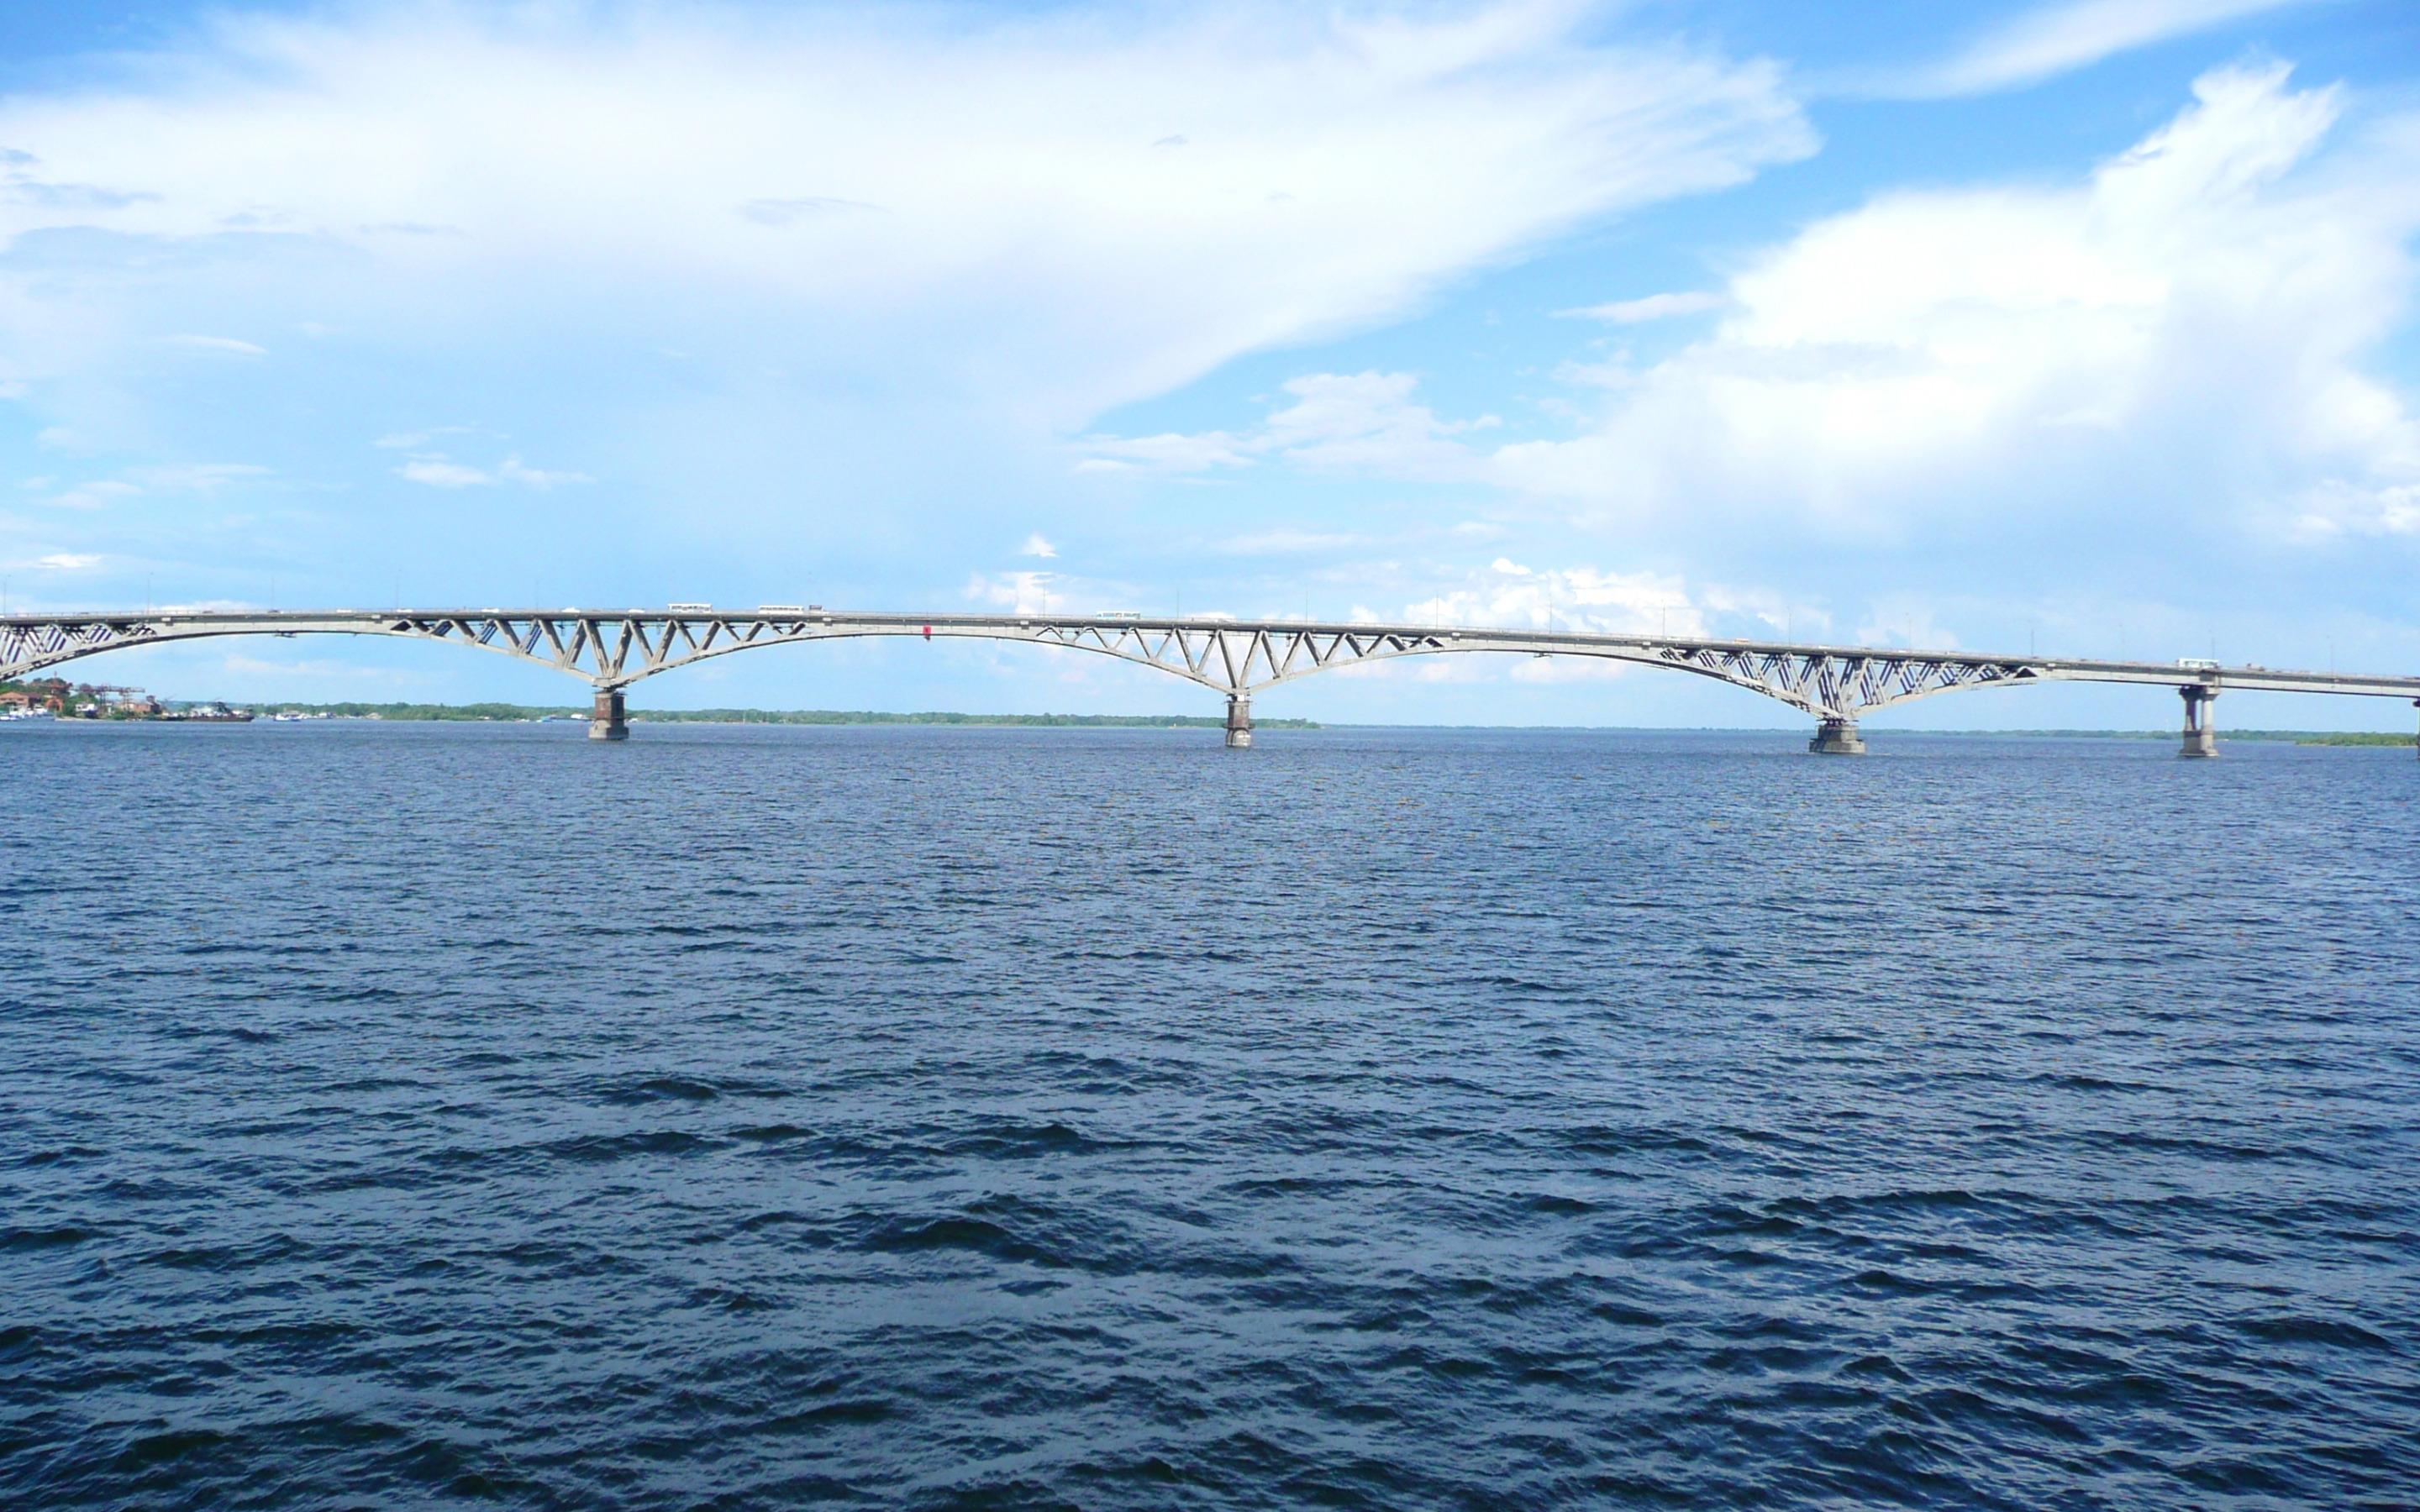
[4,722,2417,1509]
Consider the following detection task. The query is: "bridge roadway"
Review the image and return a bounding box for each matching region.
[6,606,2418,755]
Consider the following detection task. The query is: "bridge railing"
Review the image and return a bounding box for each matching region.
[5,608,2416,753]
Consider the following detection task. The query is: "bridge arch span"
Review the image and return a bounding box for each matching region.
[7,607,2415,753]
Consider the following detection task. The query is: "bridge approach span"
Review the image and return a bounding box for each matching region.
[6,607,2417,755]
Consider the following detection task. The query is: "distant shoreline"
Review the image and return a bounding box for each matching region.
[1865,728,2413,746]
[157,701,1322,729]
[96,702,2414,744]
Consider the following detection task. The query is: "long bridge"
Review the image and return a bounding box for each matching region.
[7,606,2418,755]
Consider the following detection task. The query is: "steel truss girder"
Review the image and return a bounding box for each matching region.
[1645,645,2041,717]
[7,610,2418,720]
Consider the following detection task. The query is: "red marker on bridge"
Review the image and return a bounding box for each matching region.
[922,625,932,639]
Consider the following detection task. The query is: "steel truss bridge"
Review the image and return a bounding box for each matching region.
[7,607,2418,754]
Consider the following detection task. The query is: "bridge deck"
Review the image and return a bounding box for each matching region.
[6,610,2417,745]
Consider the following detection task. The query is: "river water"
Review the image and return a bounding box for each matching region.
[3,722,2416,1509]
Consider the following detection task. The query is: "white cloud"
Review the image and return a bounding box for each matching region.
[0,1,1812,431]
[165,334,266,356]
[1491,65,2420,543]
[44,480,142,509]
[397,453,583,488]
[1089,64,2420,592]
[397,459,492,487]
[127,463,270,493]
[1890,0,2317,97]
[1219,528,1368,554]
[1076,432,1255,475]
[736,197,883,228]
[963,570,1067,615]
[1855,601,1963,650]
[1018,533,1057,558]
[38,552,100,569]
[1407,558,1703,637]
[1558,291,1726,323]
[1260,372,1498,473]
[497,454,592,489]
[1081,370,1493,477]
[23,461,262,510]
[375,426,486,449]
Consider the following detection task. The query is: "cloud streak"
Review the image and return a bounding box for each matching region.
[0,0,1813,434]
[1884,0,2319,97]
[166,334,266,356]
[1557,291,1726,323]
[1081,370,1495,477]
[397,454,588,489]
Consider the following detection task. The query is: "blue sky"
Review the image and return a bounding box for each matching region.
[3,0,2417,729]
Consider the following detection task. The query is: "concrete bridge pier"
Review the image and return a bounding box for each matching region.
[2179,685,2217,758]
[1809,717,1865,755]
[590,687,628,741]
[1224,695,1252,749]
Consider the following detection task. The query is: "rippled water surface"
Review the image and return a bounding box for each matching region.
[4,722,2417,1509]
